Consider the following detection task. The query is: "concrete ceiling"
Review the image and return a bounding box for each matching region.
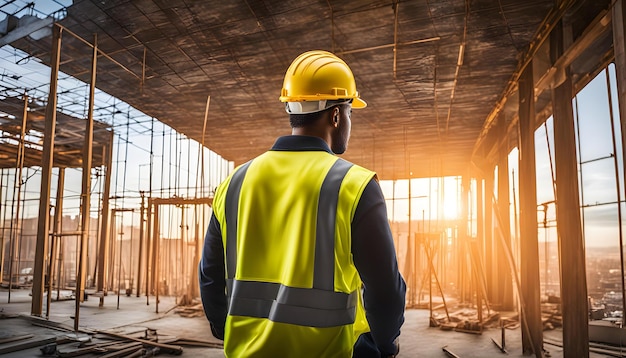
[4,0,609,179]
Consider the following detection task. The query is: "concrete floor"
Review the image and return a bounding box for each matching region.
[0,287,619,357]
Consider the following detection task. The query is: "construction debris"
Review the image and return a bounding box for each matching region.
[0,335,70,355]
[442,345,462,358]
[96,330,184,355]
[175,302,205,318]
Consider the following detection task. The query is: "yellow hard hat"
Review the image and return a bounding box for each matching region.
[279,50,367,113]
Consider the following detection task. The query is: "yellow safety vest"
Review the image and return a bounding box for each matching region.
[212,150,375,357]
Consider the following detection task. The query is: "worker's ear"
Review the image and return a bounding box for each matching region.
[331,107,340,127]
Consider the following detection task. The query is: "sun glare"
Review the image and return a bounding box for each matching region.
[442,196,458,220]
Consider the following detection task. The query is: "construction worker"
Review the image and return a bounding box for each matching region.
[199,50,406,357]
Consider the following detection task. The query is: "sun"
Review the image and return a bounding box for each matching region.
[442,196,458,220]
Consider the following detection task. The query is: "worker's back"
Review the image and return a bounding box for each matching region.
[212,149,375,357]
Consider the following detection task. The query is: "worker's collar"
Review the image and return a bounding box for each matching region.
[271,135,333,154]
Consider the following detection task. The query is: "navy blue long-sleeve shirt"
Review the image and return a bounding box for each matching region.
[199,135,406,356]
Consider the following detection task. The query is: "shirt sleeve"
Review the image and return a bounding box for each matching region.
[352,178,406,356]
[199,213,228,340]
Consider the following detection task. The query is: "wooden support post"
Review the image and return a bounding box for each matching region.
[106,214,116,292]
[476,176,484,322]
[7,94,29,303]
[0,169,4,283]
[496,116,514,311]
[518,61,544,357]
[484,171,495,303]
[153,204,160,313]
[47,168,65,318]
[136,192,145,297]
[612,0,626,329]
[145,200,152,305]
[460,176,470,303]
[180,205,185,299]
[97,131,114,306]
[74,33,97,331]
[191,218,201,298]
[551,20,589,358]
[32,24,62,316]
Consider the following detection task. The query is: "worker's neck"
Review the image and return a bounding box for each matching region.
[292,127,332,148]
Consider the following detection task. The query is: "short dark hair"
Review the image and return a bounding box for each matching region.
[289,107,333,128]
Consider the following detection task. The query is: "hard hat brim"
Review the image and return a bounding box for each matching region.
[353,97,367,109]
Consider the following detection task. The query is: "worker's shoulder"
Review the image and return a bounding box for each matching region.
[336,158,376,178]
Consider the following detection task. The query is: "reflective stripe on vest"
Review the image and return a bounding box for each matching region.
[224,158,356,328]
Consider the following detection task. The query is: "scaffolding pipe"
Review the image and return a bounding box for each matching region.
[32,24,62,316]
